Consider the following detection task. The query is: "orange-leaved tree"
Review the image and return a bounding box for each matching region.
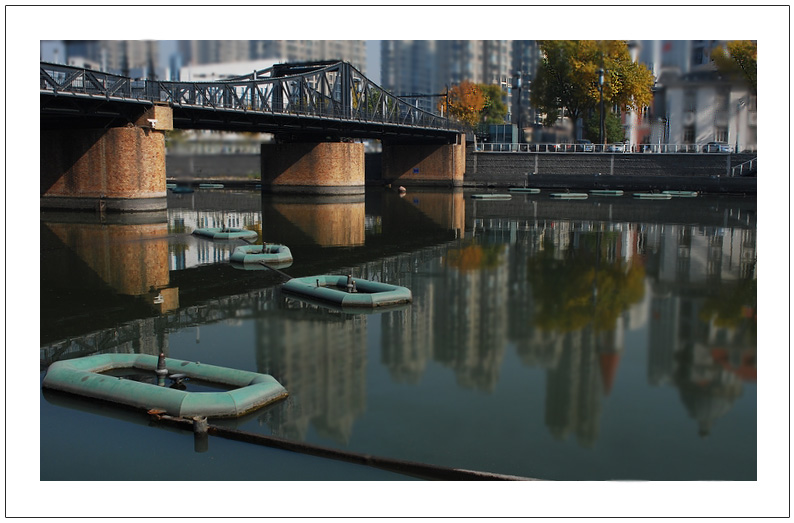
[440,80,486,129]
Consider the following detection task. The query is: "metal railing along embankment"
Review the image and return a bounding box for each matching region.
[475,142,757,154]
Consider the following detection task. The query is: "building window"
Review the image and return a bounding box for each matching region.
[683,126,695,144]
[692,47,704,66]
[684,90,697,113]
[715,127,728,142]
[715,89,729,112]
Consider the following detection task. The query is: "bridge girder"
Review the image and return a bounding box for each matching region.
[40,60,462,143]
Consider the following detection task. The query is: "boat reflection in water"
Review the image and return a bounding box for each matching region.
[40,188,757,481]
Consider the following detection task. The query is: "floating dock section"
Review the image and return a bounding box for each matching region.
[230,244,293,265]
[193,227,258,240]
[633,193,672,200]
[282,275,412,308]
[550,193,588,200]
[471,193,512,200]
[42,354,288,418]
[663,190,699,198]
[589,189,624,196]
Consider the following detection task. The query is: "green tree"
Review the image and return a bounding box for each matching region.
[530,40,655,141]
[712,40,757,95]
[478,83,509,125]
[584,109,625,143]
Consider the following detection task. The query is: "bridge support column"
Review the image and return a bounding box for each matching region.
[260,141,365,195]
[41,105,173,212]
[382,133,466,187]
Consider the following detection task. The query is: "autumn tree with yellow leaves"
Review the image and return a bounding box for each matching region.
[712,40,757,95]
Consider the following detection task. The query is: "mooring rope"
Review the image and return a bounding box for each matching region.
[149,411,534,481]
[257,260,293,281]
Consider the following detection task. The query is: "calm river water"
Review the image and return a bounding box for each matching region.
[40,187,757,484]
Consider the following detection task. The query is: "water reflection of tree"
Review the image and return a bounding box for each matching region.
[527,231,645,333]
[445,241,505,272]
[699,277,757,342]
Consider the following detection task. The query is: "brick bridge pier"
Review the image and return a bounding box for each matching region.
[260,133,466,194]
[41,105,174,212]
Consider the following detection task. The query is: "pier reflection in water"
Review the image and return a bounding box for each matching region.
[40,188,757,481]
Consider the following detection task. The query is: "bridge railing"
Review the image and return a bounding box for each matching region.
[731,157,757,177]
[41,62,136,98]
[41,61,460,132]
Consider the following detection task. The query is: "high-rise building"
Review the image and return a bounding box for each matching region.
[64,40,159,77]
[510,41,544,135]
[380,40,440,112]
[380,40,540,130]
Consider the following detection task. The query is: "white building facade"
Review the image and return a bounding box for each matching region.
[637,40,757,153]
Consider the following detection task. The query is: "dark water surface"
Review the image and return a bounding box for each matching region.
[40,188,757,483]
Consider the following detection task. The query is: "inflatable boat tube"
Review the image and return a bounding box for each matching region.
[550,193,588,199]
[193,227,258,240]
[508,188,541,194]
[42,354,288,418]
[230,244,293,265]
[282,275,412,308]
[199,183,225,189]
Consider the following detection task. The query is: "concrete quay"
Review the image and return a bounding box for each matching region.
[165,150,757,196]
[463,148,756,195]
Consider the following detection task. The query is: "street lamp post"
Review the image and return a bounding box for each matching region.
[735,98,745,153]
[599,68,605,149]
[514,72,523,144]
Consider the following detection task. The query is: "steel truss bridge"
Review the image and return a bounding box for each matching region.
[40,60,460,143]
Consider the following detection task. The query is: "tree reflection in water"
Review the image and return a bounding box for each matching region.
[527,230,646,333]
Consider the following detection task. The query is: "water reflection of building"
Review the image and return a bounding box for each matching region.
[385,213,756,447]
[545,327,603,448]
[381,280,435,384]
[254,299,367,445]
[40,315,170,367]
[168,208,263,269]
[643,223,757,436]
[358,249,444,385]
[434,243,510,392]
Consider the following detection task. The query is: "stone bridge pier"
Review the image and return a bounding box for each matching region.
[40,105,173,212]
